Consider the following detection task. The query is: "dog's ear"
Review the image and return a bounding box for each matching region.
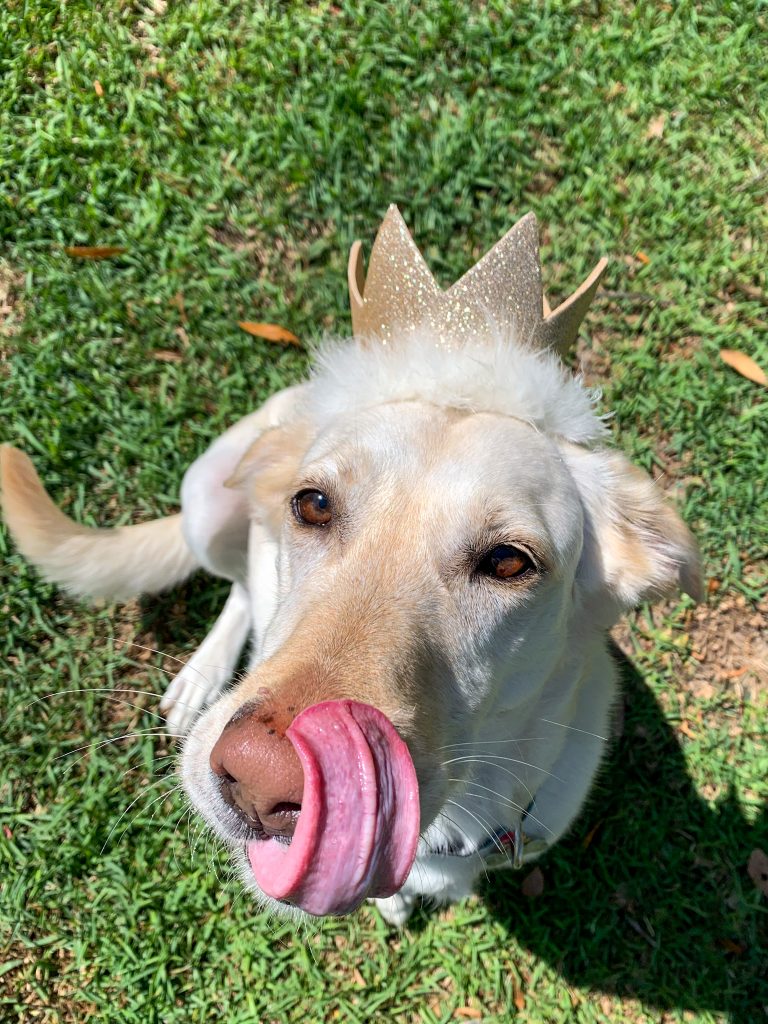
[564,445,702,618]
[225,421,312,526]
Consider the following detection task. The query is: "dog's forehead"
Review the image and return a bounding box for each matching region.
[301,401,459,471]
[301,402,580,533]
[426,412,583,553]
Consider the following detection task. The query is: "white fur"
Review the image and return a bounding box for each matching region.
[306,331,608,445]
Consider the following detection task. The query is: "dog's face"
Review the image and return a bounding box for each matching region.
[182,399,699,917]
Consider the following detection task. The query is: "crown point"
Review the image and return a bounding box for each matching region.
[536,257,608,354]
[348,240,365,333]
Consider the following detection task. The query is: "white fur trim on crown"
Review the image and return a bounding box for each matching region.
[305,328,608,446]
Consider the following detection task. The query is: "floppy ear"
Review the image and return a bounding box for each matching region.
[563,445,702,617]
[225,421,311,530]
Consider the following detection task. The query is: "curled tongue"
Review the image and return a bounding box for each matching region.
[247,700,420,917]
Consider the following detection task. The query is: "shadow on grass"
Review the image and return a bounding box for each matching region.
[138,573,234,655]
[477,645,767,1023]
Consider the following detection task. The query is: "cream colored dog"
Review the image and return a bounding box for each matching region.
[2,209,700,925]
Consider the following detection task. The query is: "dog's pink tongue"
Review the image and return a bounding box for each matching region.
[247,700,420,917]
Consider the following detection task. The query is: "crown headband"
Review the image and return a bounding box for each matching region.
[348,205,607,354]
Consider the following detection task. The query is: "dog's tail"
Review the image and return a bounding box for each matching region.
[1,445,199,601]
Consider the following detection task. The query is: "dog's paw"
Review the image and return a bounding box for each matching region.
[159,662,225,736]
[370,893,416,928]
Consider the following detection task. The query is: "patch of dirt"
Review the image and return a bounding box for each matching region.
[575,325,620,387]
[132,0,166,66]
[0,261,25,371]
[0,941,96,1023]
[207,222,269,261]
[210,214,336,323]
[613,577,768,736]
[685,586,767,697]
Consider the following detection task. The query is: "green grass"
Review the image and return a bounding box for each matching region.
[1,1,766,1022]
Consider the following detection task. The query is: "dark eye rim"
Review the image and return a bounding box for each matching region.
[291,487,332,527]
[475,543,539,582]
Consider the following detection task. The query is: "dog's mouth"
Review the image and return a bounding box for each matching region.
[245,700,420,916]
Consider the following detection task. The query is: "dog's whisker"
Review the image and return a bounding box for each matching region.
[538,718,608,742]
[437,810,489,874]
[171,805,195,875]
[437,810,471,843]
[450,779,554,836]
[444,798,518,880]
[445,799,506,858]
[202,829,222,888]
[101,778,183,854]
[55,728,174,771]
[441,753,562,783]
[452,781,527,815]
[108,637,203,670]
[429,810,494,887]
[107,637,231,694]
[442,804,498,884]
[116,755,177,785]
[213,836,232,890]
[24,686,200,716]
[445,759,536,805]
[191,816,208,859]
[437,737,549,751]
[112,784,186,852]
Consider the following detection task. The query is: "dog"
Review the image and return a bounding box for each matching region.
[2,207,700,926]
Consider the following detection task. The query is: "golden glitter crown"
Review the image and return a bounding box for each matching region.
[348,205,607,354]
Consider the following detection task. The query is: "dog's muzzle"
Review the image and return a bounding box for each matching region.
[209,699,420,916]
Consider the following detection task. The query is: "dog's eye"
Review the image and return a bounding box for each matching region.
[293,489,332,527]
[477,545,534,581]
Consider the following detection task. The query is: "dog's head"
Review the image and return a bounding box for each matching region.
[182,331,700,918]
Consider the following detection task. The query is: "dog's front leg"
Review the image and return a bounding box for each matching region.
[160,581,252,735]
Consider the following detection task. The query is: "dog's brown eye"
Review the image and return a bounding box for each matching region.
[478,545,534,580]
[293,489,332,527]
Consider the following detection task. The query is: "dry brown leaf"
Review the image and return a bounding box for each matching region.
[646,113,667,139]
[721,666,746,680]
[521,866,544,897]
[152,350,182,363]
[169,290,187,322]
[513,981,525,1012]
[455,1008,481,1020]
[93,79,104,97]
[64,245,126,260]
[581,820,603,850]
[719,349,768,386]
[747,849,768,896]
[717,937,746,955]
[238,321,301,346]
[636,250,651,265]
[677,720,697,739]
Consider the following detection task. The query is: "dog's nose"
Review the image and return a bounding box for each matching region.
[210,704,304,840]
